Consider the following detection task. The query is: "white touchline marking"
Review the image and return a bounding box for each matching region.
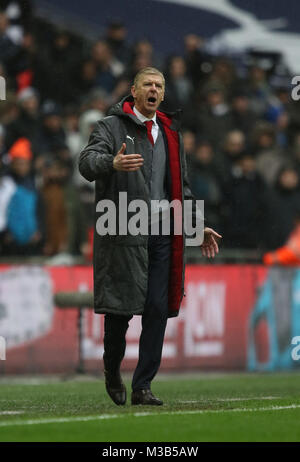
[0,411,24,415]
[133,405,300,418]
[216,396,281,402]
[179,396,281,403]
[0,404,300,427]
[0,414,120,427]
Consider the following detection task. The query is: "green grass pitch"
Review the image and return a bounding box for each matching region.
[1,372,300,442]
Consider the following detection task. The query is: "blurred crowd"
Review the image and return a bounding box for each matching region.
[1,0,300,259]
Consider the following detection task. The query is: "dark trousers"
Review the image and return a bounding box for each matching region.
[103,234,171,391]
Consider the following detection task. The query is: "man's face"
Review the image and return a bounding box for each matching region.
[131,73,165,117]
[44,115,62,132]
[22,95,39,115]
[11,158,31,177]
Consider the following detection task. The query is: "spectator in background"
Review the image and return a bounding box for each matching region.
[130,53,153,78]
[7,137,34,189]
[41,157,87,256]
[10,30,51,98]
[265,82,291,147]
[63,106,81,161]
[252,121,284,186]
[163,55,193,112]
[246,64,271,117]
[3,137,44,255]
[265,81,290,123]
[78,110,104,152]
[105,21,131,65]
[0,91,19,128]
[74,109,104,188]
[196,82,233,149]
[275,110,289,149]
[4,86,40,150]
[131,39,162,71]
[126,40,156,83]
[182,129,196,180]
[215,129,246,185]
[81,88,110,114]
[37,100,66,156]
[230,88,257,139]
[110,76,131,106]
[267,165,300,250]
[265,82,289,116]
[43,29,80,105]
[209,57,237,101]
[73,59,97,103]
[183,33,212,87]
[189,139,222,231]
[91,40,124,93]
[221,152,269,249]
[71,109,106,258]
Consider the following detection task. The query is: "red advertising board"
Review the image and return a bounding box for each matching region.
[0,264,273,374]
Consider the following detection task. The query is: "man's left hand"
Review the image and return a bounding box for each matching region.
[200,227,222,258]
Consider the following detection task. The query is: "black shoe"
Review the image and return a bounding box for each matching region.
[131,389,163,406]
[104,369,126,405]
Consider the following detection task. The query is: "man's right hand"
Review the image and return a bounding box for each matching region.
[113,143,144,172]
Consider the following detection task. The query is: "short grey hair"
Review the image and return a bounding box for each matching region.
[133,67,165,89]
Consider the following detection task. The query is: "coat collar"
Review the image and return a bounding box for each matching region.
[108,95,182,131]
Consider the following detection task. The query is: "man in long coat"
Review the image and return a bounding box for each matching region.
[79,67,221,405]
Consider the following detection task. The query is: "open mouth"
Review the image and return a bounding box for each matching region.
[147,96,157,104]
